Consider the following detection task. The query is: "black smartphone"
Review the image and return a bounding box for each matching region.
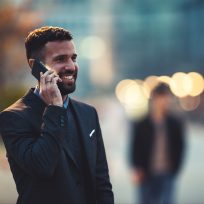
[31,59,66,94]
[31,59,48,81]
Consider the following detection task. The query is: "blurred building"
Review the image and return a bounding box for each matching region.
[112,0,204,79]
[3,0,204,92]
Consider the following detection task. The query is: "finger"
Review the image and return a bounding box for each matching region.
[49,72,56,78]
[42,70,54,82]
[45,78,53,104]
[58,77,62,82]
[53,75,62,83]
[40,72,50,102]
[48,72,62,82]
[43,70,54,77]
[45,70,59,84]
[45,74,53,84]
[52,76,60,87]
[47,72,56,83]
[45,72,55,86]
[40,72,45,89]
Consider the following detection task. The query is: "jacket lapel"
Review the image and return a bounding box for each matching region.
[62,140,80,171]
[70,99,95,177]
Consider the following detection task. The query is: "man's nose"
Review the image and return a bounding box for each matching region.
[64,60,75,71]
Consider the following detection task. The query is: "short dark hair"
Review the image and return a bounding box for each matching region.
[151,83,171,97]
[25,26,73,61]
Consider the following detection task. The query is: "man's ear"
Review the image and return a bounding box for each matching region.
[28,59,35,68]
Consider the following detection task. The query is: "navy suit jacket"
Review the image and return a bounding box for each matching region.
[0,89,114,204]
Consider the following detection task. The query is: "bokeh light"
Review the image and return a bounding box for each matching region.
[179,95,201,111]
[115,79,136,104]
[158,75,172,85]
[115,79,148,118]
[144,75,159,96]
[170,72,192,97]
[116,72,204,116]
[187,72,204,97]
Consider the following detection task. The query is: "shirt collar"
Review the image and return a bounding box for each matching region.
[34,86,69,109]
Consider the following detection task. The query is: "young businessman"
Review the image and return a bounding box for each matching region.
[0,26,114,204]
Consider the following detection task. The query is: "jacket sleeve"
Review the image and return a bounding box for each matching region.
[173,117,186,173]
[0,105,67,178]
[130,121,144,169]
[94,109,114,204]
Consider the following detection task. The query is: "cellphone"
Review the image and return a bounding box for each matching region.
[31,59,66,94]
[31,59,48,81]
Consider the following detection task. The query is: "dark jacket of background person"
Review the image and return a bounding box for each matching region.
[0,88,114,204]
[131,114,185,177]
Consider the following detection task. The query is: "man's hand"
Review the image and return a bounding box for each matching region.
[39,70,63,107]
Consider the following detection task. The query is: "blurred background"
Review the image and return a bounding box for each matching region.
[0,0,204,203]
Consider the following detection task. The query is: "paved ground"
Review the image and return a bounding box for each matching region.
[1,104,204,204]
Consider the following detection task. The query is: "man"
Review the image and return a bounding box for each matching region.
[0,26,114,204]
[130,83,185,204]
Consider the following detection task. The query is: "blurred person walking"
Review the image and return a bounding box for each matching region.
[0,26,114,204]
[130,83,185,204]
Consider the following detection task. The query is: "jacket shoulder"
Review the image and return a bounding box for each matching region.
[0,96,25,118]
[0,94,35,132]
[0,96,30,119]
[1,97,26,112]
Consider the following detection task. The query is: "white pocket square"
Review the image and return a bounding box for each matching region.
[89,129,95,137]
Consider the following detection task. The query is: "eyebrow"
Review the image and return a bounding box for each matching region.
[53,53,77,61]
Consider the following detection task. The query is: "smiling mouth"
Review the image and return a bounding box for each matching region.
[60,74,75,85]
[61,75,74,80]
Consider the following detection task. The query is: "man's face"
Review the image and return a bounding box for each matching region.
[43,40,78,95]
[152,93,171,114]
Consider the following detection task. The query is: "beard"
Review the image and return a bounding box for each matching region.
[57,81,76,95]
[58,70,77,96]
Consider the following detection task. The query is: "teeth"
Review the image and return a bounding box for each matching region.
[64,75,74,80]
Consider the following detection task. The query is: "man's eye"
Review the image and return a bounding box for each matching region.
[57,57,65,62]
